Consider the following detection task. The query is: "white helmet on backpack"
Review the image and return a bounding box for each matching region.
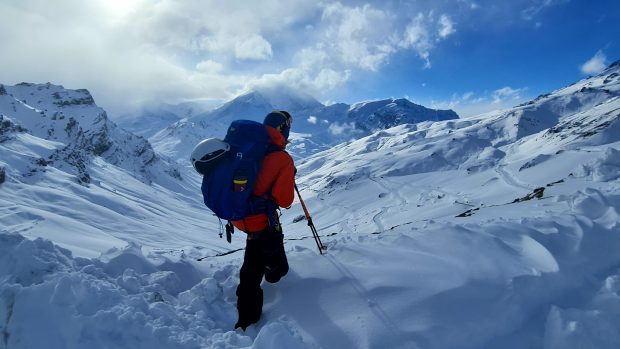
[190,138,230,175]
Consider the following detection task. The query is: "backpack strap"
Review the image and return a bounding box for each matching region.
[246,147,286,229]
[266,144,284,154]
[249,191,279,228]
[266,201,281,230]
[225,221,234,243]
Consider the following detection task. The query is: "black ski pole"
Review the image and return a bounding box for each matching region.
[294,183,326,254]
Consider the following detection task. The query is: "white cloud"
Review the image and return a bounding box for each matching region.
[0,0,465,115]
[399,12,455,68]
[580,50,607,75]
[307,116,318,124]
[244,66,351,98]
[0,0,318,114]
[438,14,456,38]
[401,14,433,67]
[303,4,459,73]
[196,60,223,74]
[462,92,474,101]
[457,0,479,9]
[319,3,398,72]
[131,1,316,56]
[234,34,273,60]
[429,86,529,117]
[313,68,352,91]
[492,86,526,104]
[328,122,357,136]
[521,0,568,21]
[247,68,308,92]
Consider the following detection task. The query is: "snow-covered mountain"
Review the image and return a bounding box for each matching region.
[0,82,235,258]
[148,87,458,161]
[116,101,216,138]
[283,60,620,348]
[298,60,620,189]
[347,97,457,132]
[1,60,620,349]
[0,83,182,185]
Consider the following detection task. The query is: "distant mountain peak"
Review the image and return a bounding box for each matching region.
[236,86,324,111]
[229,90,272,107]
[147,89,461,160]
[0,82,182,186]
[347,97,458,132]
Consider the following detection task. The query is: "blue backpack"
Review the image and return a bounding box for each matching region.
[200,120,273,221]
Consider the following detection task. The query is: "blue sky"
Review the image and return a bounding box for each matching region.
[1,0,619,117]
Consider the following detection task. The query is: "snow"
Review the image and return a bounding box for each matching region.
[145,89,458,162]
[2,170,620,348]
[1,62,620,348]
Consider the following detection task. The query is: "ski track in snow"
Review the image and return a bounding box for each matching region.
[323,254,408,341]
[371,207,387,234]
[369,176,408,207]
[495,163,533,191]
[366,177,403,233]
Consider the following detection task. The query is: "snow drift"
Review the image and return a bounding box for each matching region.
[1,61,620,348]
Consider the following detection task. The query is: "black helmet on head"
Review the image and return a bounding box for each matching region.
[264,110,293,140]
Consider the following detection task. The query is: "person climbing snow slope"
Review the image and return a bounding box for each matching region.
[232,110,296,330]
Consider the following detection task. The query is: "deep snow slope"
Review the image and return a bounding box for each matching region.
[0,83,234,258]
[1,61,620,349]
[1,143,619,349]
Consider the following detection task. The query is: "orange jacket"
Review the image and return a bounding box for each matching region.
[232,126,295,233]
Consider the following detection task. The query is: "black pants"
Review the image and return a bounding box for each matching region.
[235,226,288,329]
